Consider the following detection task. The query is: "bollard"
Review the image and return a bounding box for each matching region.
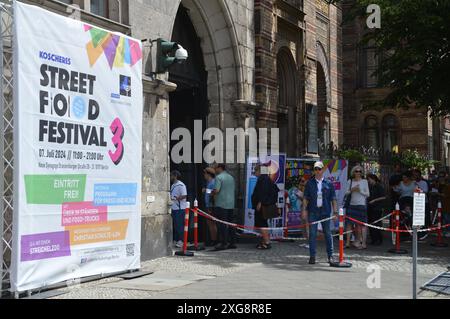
[330,209,352,268]
[188,199,205,251]
[388,203,408,254]
[431,202,448,248]
[175,202,194,257]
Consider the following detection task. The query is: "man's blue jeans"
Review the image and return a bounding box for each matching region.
[308,215,334,258]
[172,209,185,242]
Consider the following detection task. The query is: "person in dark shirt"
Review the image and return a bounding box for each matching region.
[367,174,386,245]
[251,164,279,250]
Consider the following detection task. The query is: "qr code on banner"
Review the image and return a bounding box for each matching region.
[126,244,135,257]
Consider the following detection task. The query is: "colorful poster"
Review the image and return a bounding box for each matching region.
[244,155,286,239]
[285,159,349,233]
[285,159,315,234]
[11,2,143,292]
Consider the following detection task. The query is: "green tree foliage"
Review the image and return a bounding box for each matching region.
[330,0,450,116]
[337,149,368,163]
[393,149,438,171]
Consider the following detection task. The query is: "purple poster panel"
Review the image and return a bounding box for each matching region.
[21,231,71,262]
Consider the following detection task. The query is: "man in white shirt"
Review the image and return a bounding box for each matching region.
[170,170,188,248]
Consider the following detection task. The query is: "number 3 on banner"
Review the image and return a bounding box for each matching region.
[109,118,124,165]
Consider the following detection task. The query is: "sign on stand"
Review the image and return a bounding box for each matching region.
[412,191,426,299]
[413,192,426,227]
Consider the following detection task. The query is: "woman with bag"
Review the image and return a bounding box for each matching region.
[345,166,370,249]
[251,164,280,249]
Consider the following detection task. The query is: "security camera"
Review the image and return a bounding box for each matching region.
[175,44,188,63]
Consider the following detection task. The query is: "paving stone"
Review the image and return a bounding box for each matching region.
[51,239,450,299]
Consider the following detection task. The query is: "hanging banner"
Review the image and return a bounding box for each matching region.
[244,155,286,239]
[12,2,143,292]
[285,158,349,233]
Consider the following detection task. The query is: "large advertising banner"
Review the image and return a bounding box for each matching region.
[11,2,143,292]
[285,159,349,233]
[244,155,286,239]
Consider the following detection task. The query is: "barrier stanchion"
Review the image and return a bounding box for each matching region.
[188,199,205,251]
[330,209,352,268]
[431,202,448,248]
[388,203,408,254]
[175,202,194,257]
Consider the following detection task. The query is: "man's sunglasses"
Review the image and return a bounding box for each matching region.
[314,167,322,171]
[354,170,362,173]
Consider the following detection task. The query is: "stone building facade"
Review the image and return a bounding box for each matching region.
[341,0,441,164]
[13,0,256,262]
[254,0,343,157]
[6,0,344,269]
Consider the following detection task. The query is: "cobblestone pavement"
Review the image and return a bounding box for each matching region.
[50,236,450,299]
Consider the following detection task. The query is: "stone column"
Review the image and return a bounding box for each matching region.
[140,76,177,261]
[232,99,258,225]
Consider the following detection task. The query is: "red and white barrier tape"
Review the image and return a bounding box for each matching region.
[371,212,393,225]
[194,207,448,240]
[195,208,333,231]
[345,216,450,233]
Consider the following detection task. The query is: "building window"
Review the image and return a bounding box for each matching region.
[360,46,379,88]
[59,1,108,18]
[90,0,108,17]
[364,115,379,148]
[382,114,399,153]
[318,119,330,146]
[306,104,318,153]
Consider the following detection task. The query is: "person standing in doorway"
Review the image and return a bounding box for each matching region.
[302,161,339,265]
[212,164,236,251]
[202,167,218,246]
[170,170,188,248]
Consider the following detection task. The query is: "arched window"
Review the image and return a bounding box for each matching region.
[317,62,329,146]
[364,115,379,148]
[277,49,297,156]
[382,114,399,153]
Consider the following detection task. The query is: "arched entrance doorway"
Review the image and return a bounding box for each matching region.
[277,48,297,157]
[168,0,243,243]
[169,4,208,205]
